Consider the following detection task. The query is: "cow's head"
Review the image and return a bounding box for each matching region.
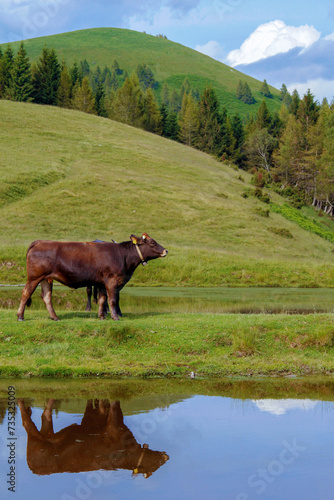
[130,233,168,264]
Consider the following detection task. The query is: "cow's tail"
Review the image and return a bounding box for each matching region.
[25,241,41,307]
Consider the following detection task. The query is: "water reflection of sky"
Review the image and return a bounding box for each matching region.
[0,395,333,500]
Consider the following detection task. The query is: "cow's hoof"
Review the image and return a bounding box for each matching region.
[51,317,60,321]
[17,317,24,322]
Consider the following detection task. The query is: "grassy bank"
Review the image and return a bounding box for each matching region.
[2,376,334,403]
[1,310,333,378]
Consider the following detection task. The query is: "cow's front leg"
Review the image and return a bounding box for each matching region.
[41,280,59,321]
[97,292,107,320]
[115,290,123,317]
[104,279,120,320]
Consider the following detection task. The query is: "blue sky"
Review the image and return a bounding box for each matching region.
[0,0,333,101]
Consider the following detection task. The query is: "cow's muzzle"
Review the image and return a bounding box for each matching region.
[160,249,168,257]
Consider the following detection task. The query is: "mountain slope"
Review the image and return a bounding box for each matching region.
[0,100,333,287]
[1,27,281,117]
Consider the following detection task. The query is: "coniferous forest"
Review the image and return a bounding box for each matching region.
[1,42,333,216]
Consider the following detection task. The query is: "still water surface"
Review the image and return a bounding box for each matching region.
[1,286,334,314]
[0,378,333,500]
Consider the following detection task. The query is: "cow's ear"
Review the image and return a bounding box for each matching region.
[130,235,138,245]
[142,233,148,240]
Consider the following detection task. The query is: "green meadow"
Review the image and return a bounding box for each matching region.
[0,100,334,378]
[0,100,333,287]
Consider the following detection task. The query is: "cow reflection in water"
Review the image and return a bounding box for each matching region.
[18,399,169,478]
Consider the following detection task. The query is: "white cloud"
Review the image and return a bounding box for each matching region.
[226,20,321,67]
[195,40,223,60]
[287,78,334,102]
[127,2,218,34]
[253,399,318,416]
[324,31,334,41]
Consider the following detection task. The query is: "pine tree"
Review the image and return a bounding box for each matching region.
[236,80,255,104]
[260,79,272,98]
[290,89,300,116]
[242,82,255,104]
[79,59,90,78]
[280,83,292,108]
[94,82,107,117]
[256,100,271,129]
[298,89,320,135]
[112,59,122,75]
[32,47,61,105]
[161,83,170,108]
[319,110,334,213]
[169,89,181,114]
[70,61,81,87]
[57,64,72,108]
[109,70,119,91]
[231,113,246,165]
[273,114,305,186]
[112,74,144,128]
[136,63,156,89]
[178,93,199,146]
[72,76,96,114]
[10,42,33,102]
[165,113,180,141]
[196,87,222,155]
[160,102,169,137]
[180,78,191,101]
[236,80,244,100]
[143,88,162,133]
[0,45,14,98]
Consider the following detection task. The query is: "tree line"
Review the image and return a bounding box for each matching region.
[1,42,333,216]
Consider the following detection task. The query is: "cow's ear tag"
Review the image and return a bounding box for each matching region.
[132,237,137,245]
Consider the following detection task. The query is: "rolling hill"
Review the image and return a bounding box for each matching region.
[0,99,333,287]
[0,27,282,118]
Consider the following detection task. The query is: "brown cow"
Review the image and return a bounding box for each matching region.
[17,233,167,321]
[18,399,169,477]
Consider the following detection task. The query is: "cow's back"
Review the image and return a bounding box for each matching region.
[26,240,118,287]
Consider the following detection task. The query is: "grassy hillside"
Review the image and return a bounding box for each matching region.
[0,100,334,288]
[0,27,281,117]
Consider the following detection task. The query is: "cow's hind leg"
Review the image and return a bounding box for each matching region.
[85,286,92,311]
[17,278,42,321]
[41,279,59,321]
[105,280,120,320]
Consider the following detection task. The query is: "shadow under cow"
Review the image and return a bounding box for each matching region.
[18,398,169,478]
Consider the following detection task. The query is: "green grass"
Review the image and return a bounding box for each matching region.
[0,27,281,118]
[1,100,334,288]
[271,203,334,244]
[0,310,334,377]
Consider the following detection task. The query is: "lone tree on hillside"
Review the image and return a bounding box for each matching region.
[236,80,255,104]
[260,79,272,98]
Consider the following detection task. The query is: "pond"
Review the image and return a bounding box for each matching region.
[0,378,334,500]
[1,286,334,314]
